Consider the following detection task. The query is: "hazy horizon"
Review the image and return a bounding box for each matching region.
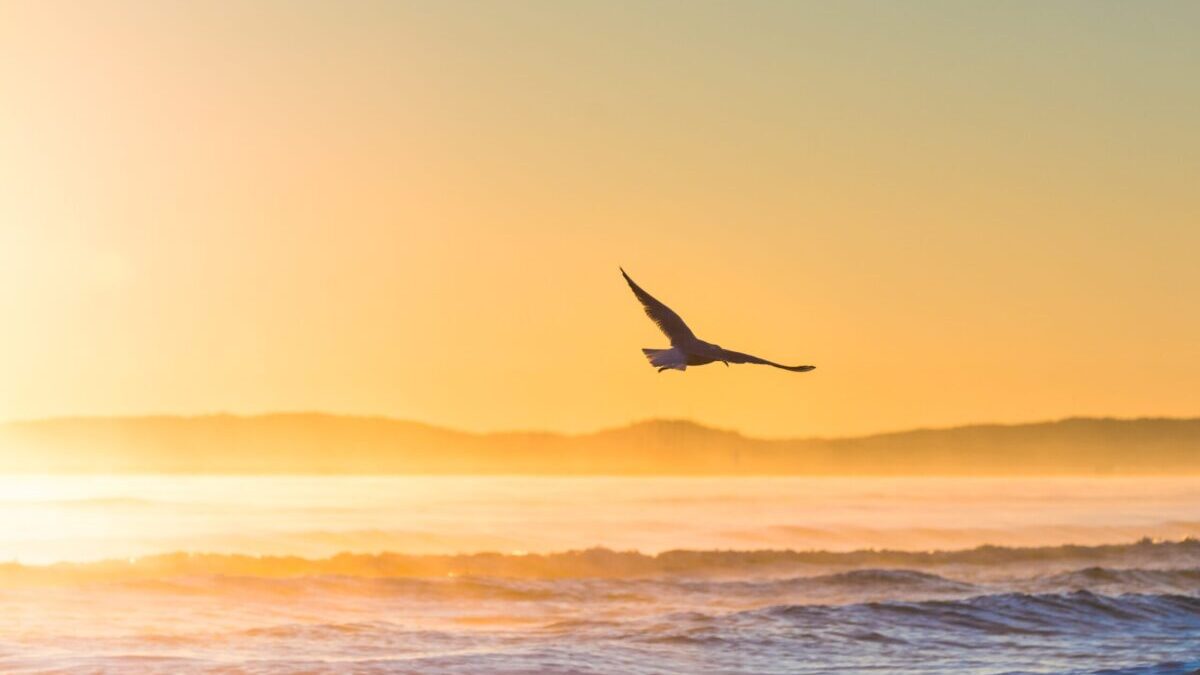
[3,413,1197,476]
[4,408,1200,439]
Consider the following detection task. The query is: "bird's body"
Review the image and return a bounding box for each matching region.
[621,268,815,373]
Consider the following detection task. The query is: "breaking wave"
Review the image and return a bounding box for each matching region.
[5,537,1200,586]
[752,591,1200,636]
[4,540,1200,674]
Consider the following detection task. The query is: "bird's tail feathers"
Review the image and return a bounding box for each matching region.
[642,347,687,371]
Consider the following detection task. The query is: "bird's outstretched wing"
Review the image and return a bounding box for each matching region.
[716,348,815,373]
[620,268,696,345]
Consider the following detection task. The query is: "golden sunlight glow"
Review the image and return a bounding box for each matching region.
[2,4,1200,671]
[1,2,1198,439]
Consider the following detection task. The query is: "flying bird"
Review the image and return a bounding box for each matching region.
[620,268,816,373]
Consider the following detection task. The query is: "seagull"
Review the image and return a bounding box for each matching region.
[621,268,816,373]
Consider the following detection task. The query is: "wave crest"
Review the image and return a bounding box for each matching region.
[746,591,1200,637]
[4,538,1200,586]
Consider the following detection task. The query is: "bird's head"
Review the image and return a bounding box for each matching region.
[704,342,730,365]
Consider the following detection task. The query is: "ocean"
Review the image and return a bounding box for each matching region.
[1,476,1198,673]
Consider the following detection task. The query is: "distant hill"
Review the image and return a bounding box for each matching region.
[0,414,1197,475]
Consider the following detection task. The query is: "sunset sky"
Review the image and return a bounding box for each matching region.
[1,1,1198,438]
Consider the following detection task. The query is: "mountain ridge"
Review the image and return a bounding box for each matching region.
[0,413,1197,475]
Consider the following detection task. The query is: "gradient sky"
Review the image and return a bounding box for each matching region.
[1,1,1198,437]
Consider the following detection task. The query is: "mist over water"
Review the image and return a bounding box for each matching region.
[2,475,1199,564]
[2,476,1199,673]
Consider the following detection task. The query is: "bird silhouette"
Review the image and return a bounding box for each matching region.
[621,268,816,373]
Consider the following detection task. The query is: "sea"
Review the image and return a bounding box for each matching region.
[0,476,1198,674]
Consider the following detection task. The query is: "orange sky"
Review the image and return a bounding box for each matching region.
[1,1,1198,437]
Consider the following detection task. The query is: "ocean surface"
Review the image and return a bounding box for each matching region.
[1,476,1198,674]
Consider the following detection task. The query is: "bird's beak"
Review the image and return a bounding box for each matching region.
[722,361,729,367]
